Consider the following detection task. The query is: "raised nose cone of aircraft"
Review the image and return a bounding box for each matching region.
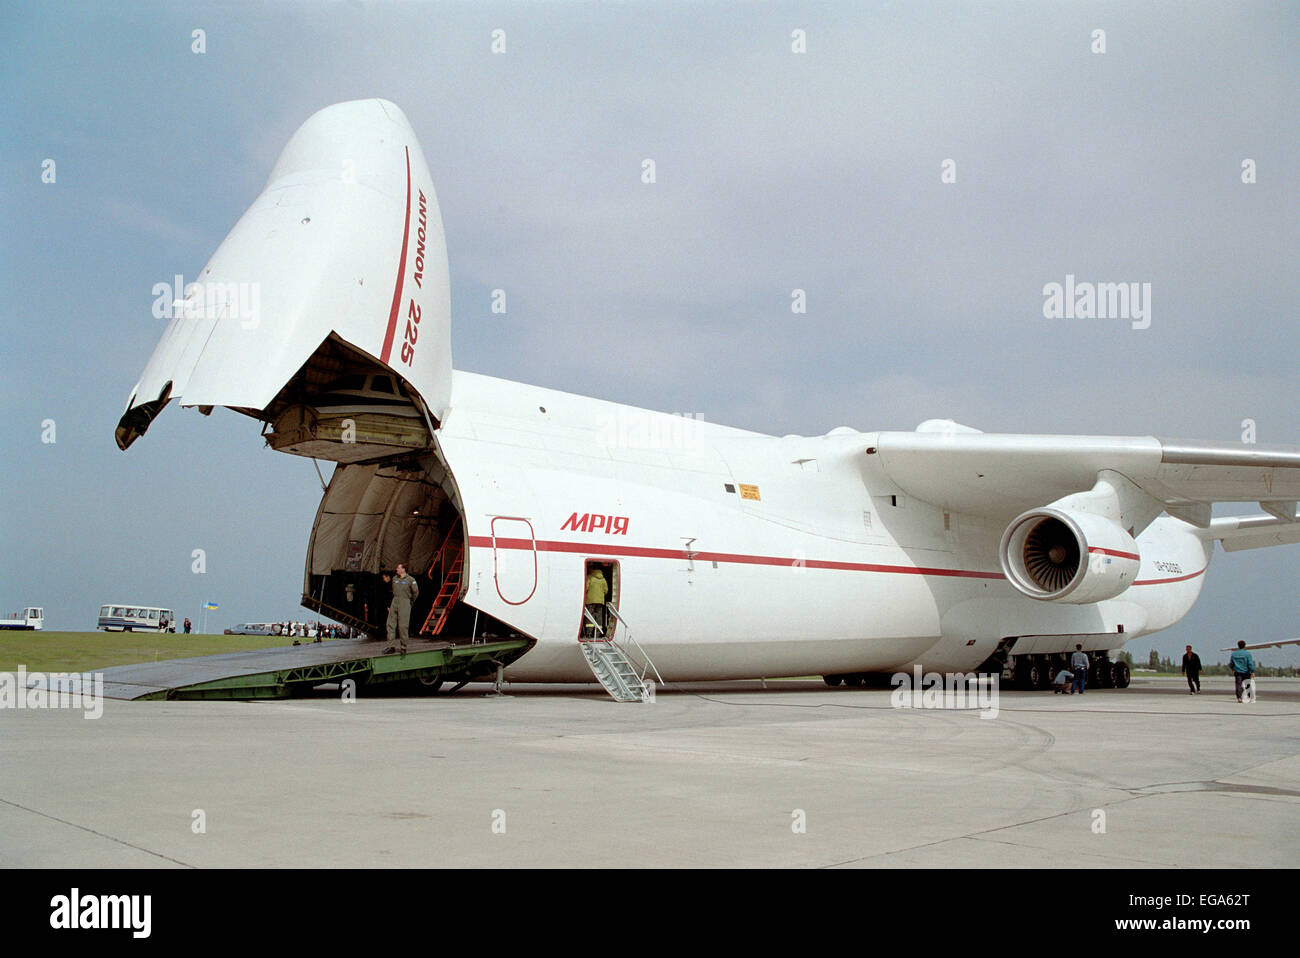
[115,98,452,456]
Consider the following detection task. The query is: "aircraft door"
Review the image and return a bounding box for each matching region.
[581,559,620,639]
[491,516,538,605]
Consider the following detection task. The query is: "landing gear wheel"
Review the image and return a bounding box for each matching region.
[844,675,864,688]
[1113,661,1130,688]
[1014,661,1034,690]
[823,675,844,688]
[1096,661,1115,689]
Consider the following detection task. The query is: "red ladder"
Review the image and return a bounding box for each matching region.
[421,520,464,636]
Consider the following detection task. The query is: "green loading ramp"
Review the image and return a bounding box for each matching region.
[93,637,531,701]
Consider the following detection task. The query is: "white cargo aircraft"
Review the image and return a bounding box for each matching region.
[116,100,1300,691]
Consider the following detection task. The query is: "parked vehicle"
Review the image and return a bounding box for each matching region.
[224,622,279,636]
[98,605,176,632]
[0,607,43,630]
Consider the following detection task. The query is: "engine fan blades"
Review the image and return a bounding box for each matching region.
[1022,519,1079,591]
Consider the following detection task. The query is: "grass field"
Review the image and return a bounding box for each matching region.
[0,631,318,673]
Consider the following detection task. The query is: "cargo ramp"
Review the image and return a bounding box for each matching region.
[92,637,529,701]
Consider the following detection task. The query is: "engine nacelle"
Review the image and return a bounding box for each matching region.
[999,508,1140,604]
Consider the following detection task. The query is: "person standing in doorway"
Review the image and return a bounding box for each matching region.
[584,567,609,638]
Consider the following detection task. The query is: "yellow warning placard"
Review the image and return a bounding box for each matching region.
[739,483,761,501]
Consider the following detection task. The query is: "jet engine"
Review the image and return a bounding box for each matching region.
[999,508,1140,604]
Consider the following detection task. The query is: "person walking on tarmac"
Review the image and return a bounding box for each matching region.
[1181,645,1203,694]
[1229,640,1256,703]
[584,567,609,638]
[384,562,420,654]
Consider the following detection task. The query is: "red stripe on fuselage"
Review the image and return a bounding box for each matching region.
[379,145,412,365]
[1088,546,1141,561]
[468,535,1005,579]
[469,535,1206,586]
[1132,567,1207,586]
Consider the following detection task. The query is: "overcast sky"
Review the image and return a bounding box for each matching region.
[1,1,1295,663]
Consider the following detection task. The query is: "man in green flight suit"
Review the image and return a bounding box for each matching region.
[384,562,419,654]
[584,567,608,638]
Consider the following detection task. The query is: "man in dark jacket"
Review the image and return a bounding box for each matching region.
[1181,645,1202,694]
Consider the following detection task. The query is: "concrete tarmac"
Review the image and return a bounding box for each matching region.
[1,674,1296,868]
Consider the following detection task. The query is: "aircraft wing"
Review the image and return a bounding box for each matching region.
[870,431,1300,538]
[1201,514,1300,552]
[1218,638,1300,651]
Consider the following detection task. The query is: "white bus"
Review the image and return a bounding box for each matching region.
[97,604,177,632]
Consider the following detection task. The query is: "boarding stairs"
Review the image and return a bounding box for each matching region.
[421,519,464,636]
[580,606,664,703]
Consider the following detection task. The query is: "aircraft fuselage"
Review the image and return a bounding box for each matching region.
[432,371,1210,682]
